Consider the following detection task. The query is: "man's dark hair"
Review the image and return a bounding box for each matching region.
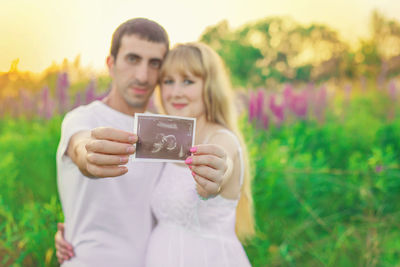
[110,18,169,59]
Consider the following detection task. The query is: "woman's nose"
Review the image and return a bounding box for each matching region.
[171,83,184,96]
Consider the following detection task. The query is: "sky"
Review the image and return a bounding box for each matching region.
[1,0,399,73]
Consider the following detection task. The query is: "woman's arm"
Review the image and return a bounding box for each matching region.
[54,223,74,264]
[185,131,242,199]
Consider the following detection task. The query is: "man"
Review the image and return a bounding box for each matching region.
[56,18,225,266]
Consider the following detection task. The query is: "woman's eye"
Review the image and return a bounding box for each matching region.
[163,79,174,85]
[183,79,194,85]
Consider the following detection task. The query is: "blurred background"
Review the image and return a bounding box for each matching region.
[1,0,400,266]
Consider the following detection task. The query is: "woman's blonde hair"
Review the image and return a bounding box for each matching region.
[157,42,255,242]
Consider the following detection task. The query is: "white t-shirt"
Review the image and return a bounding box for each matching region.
[57,101,164,267]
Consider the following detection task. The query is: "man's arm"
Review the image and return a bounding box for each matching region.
[67,127,137,178]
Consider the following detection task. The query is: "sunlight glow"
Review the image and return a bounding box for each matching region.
[1,0,399,73]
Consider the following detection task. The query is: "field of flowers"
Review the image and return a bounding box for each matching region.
[0,70,399,266]
[243,84,400,266]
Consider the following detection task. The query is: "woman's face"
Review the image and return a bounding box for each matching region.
[160,71,206,119]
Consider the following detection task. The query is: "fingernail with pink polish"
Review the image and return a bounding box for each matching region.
[190,147,197,153]
[128,135,136,143]
[188,165,192,170]
[191,171,195,176]
[185,157,192,164]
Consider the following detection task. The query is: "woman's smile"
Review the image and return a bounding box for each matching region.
[172,103,187,109]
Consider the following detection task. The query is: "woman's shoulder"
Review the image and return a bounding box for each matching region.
[205,124,236,140]
[204,125,242,154]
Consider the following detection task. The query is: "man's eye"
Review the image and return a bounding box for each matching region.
[127,55,138,63]
[183,79,194,85]
[150,60,161,69]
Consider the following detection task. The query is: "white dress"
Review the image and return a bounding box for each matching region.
[145,129,251,267]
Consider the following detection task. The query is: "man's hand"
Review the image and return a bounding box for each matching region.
[68,127,137,178]
[185,144,231,198]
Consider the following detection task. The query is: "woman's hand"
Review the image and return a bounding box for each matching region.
[55,223,74,264]
[185,144,232,198]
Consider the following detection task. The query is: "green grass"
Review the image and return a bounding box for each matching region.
[0,94,399,266]
[242,102,400,266]
[0,117,63,266]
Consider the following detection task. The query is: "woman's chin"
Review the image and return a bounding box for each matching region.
[172,112,189,118]
[166,109,188,117]
[165,107,200,118]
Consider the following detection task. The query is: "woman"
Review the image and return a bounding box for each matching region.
[56,42,254,266]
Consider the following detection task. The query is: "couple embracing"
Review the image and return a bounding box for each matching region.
[55,18,254,267]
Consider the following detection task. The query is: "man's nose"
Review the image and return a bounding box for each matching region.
[135,63,149,85]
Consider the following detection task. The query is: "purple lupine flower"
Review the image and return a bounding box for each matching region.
[314,86,327,123]
[46,100,55,119]
[256,89,265,121]
[40,86,49,118]
[95,89,110,101]
[0,99,3,118]
[307,82,315,91]
[56,72,70,114]
[283,84,294,108]
[40,86,54,119]
[235,90,249,115]
[306,83,315,104]
[377,62,388,90]
[248,91,257,122]
[20,89,33,117]
[388,80,397,101]
[30,93,40,117]
[85,80,96,104]
[261,113,269,129]
[317,86,327,104]
[291,90,308,118]
[387,80,397,121]
[10,96,20,118]
[375,165,383,173]
[2,96,12,117]
[73,92,82,109]
[283,84,308,119]
[2,97,8,117]
[269,94,284,125]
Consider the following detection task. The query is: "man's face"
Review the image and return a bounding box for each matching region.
[108,34,167,110]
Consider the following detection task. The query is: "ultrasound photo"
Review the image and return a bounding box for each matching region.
[133,113,196,162]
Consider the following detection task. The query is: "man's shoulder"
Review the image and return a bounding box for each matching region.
[64,101,105,120]
[67,100,103,115]
[61,101,104,129]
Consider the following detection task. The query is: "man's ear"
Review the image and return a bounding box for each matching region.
[106,55,115,77]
